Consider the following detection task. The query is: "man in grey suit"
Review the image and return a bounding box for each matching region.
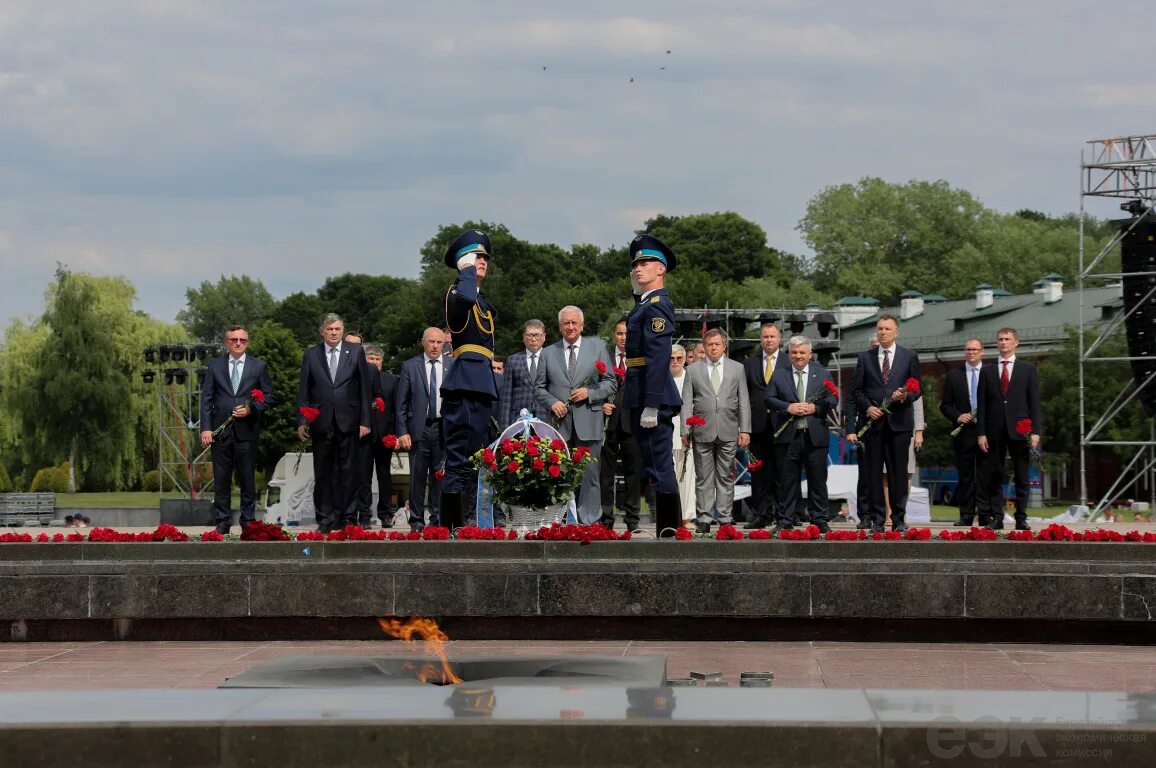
[680,328,751,533]
[499,319,548,428]
[534,305,617,523]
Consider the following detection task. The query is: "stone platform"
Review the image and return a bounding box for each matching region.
[1,538,1154,642]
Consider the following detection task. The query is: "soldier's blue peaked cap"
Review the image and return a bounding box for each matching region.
[629,234,676,272]
[444,229,492,268]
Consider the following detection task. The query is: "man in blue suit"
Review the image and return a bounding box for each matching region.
[624,234,683,537]
[767,335,838,533]
[199,324,275,534]
[499,319,548,428]
[296,313,372,533]
[397,327,449,531]
[440,229,499,530]
[850,314,922,533]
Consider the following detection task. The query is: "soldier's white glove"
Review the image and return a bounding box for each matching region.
[630,271,643,295]
[640,406,658,429]
[456,253,477,271]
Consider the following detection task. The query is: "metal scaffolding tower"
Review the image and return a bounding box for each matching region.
[1079,134,1156,519]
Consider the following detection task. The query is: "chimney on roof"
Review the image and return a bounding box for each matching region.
[1042,274,1063,304]
[975,283,994,310]
[833,296,879,328]
[899,290,925,320]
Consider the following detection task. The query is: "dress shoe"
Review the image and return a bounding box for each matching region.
[870,527,885,534]
[986,521,1004,530]
[815,522,832,534]
[953,521,974,527]
[856,519,873,530]
[695,522,712,535]
[626,523,639,533]
[743,517,767,530]
[771,523,795,534]
[1015,521,1031,531]
[892,524,908,534]
[214,523,231,535]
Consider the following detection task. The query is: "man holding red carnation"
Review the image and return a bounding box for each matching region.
[199,324,275,535]
[850,314,922,533]
[977,327,1041,531]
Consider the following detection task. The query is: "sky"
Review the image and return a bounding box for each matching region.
[1,0,1151,326]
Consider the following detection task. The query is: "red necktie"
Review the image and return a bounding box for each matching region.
[1000,360,1010,396]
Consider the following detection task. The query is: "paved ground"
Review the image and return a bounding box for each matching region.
[1,640,1153,692]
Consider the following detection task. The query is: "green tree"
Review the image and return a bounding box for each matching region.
[269,291,328,347]
[246,319,305,476]
[177,275,275,341]
[21,268,133,491]
[315,273,416,344]
[642,212,783,284]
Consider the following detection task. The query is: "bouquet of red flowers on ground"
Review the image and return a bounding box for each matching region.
[212,389,265,438]
[293,406,321,473]
[240,520,291,541]
[775,379,840,438]
[471,436,594,508]
[857,377,920,439]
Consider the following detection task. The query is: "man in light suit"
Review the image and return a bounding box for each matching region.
[850,314,922,533]
[977,327,1041,531]
[199,324,276,534]
[534,305,617,523]
[397,327,450,531]
[741,322,785,529]
[296,313,371,533]
[680,328,751,533]
[499,319,548,428]
[767,335,839,533]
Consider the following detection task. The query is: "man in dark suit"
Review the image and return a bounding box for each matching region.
[939,338,992,527]
[850,314,922,533]
[361,343,399,527]
[977,327,1041,531]
[767,335,838,533]
[742,322,784,529]
[625,234,683,537]
[296,313,371,532]
[440,229,499,530]
[499,319,548,428]
[600,319,641,531]
[397,327,449,531]
[199,324,275,534]
[845,334,878,525]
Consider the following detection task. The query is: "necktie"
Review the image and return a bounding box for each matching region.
[529,352,538,382]
[428,360,438,419]
[618,352,624,370]
[328,346,338,381]
[567,345,577,379]
[796,369,807,429]
[1000,360,1010,396]
[881,349,891,385]
[764,355,773,385]
[969,367,978,411]
[231,359,241,394]
[710,362,721,393]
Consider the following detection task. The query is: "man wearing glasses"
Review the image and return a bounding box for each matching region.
[199,325,276,535]
[499,319,549,428]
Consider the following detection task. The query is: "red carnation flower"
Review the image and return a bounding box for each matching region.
[381,434,398,449]
[527,444,540,457]
[506,461,520,473]
[249,388,265,404]
[748,459,764,472]
[481,448,495,464]
[532,458,546,471]
[551,439,565,451]
[550,452,562,464]
[823,379,839,397]
[904,377,921,395]
[614,365,626,381]
[572,446,590,461]
[435,469,445,480]
[548,465,561,478]
[1015,418,1033,436]
[595,360,608,374]
[686,415,707,428]
[373,397,385,413]
[299,406,320,422]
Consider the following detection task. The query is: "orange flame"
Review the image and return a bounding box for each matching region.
[378,616,463,685]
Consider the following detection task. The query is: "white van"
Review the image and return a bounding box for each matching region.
[264,452,412,526]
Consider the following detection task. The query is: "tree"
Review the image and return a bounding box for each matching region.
[642,212,784,284]
[269,291,327,348]
[177,275,275,341]
[245,320,305,476]
[22,268,133,491]
[315,273,416,344]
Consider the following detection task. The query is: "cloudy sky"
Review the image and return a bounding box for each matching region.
[1,0,1149,325]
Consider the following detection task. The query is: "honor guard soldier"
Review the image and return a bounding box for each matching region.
[440,229,499,529]
[625,234,683,537]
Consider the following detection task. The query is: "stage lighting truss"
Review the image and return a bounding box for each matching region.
[140,345,214,500]
[1079,134,1156,519]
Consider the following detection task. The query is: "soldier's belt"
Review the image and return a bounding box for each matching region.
[625,357,646,367]
[452,344,494,360]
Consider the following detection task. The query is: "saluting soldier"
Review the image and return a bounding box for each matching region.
[624,234,683,537]
[440,229,499,529]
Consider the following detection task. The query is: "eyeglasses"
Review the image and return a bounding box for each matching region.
[227,338,249,344]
